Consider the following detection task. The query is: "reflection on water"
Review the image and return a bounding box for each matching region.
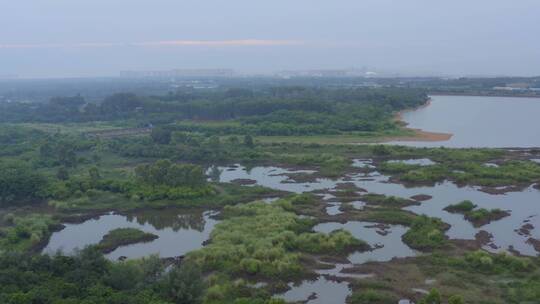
[43,209,218,260]
[388,158,436,166]
[217,164,341,193]
[325,202,343,216]
[352,159,376,169]
[314,221,417,264]
[276,276,350,304]
[390,95,540,148]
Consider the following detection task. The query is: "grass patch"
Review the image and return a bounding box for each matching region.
[402,215,447,250]
[350,289,398,304]
[0,214,58,252]
[444,200,476,213]
[362,193,418,208]
[48,183,280,212]
[379,158,540,188]
[445,201,509,227]
[96,228,158,253]
[363,210,418,226]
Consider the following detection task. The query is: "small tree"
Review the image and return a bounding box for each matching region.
[88,167,101,185]
[56,167,69,180]
[419,288,441,304]
[151,127,172,145]
[164,262,205,304]
[449,295,464,304]
[243,135,254,148]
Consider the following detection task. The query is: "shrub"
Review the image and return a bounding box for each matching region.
[444,200,476,213]
[350,289,396,303]
[402,215,447,250]
[190,198,365,279]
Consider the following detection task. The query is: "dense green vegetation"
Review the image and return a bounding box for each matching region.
[380,158,540,187]
[2,82,540,303]
[0,248,208,304]
[97,228,158,254]
[0,214,58,252]
[423,251,540,303]
[444,200,476,213]
[445,201,508,227]
[0,161,48,206]
[0,87,428,137]
[361,193,417,208]
[402,216,447,250]
[190,199,367,280]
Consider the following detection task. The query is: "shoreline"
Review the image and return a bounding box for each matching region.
[428,92,540,99]
[386,98,453,143]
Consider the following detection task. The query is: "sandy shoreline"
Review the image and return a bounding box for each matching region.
[385,98,453,143]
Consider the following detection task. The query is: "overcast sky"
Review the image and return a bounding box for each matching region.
[1,0,539,78]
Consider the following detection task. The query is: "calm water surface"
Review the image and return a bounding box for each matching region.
[314,221,417,264]
[391,95,540,148]
[43,209,218,260]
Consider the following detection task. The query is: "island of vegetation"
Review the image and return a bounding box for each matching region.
[97,228,159,254]
[444,200,510,227]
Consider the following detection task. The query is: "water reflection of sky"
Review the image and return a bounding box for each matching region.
[389,95,540,148]
[43,210,218,260]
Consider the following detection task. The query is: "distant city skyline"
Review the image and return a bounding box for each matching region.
[1,0,540,78]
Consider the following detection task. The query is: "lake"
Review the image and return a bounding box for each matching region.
[390,95,540,148]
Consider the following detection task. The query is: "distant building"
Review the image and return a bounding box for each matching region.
[275,68,376,78]
[120,69,235,78]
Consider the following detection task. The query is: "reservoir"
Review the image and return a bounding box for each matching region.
[391,95,540,148]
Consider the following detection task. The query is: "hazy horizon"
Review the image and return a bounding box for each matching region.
[2,0,540,78]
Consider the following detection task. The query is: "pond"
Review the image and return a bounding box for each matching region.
[43,209,218,260]
[390,95,540,148]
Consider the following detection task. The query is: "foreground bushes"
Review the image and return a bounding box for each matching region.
[0,248,204,304]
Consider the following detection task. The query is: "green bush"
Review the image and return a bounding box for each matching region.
[402,215,447,250]
[464,251,532,273]
[350,289,396,304]
[190,198,365,280]
[444,200,476,213]
[0,214,56,251]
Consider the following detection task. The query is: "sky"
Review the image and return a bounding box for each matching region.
[1,0,539,78]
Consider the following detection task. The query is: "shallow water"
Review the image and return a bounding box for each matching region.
[276,276,350,304]
[219,163,540,256]
[325,202,343,216]
[314,221,417,264]
[350,201,366,210]
[388,158,436,166]
[390,95,540,148]
[217,164,341,193]
[348,172,540,256]
[352,159,376,169]
[43,209,218,260]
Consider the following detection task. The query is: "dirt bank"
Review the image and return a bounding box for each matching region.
[384,98,453,143]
